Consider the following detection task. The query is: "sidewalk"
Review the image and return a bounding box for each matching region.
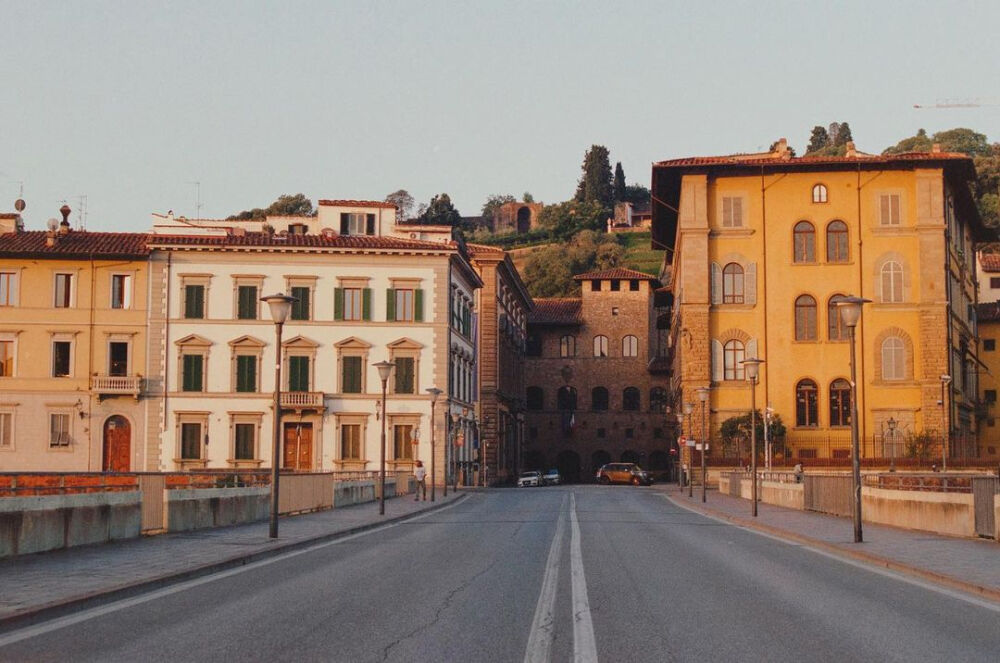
[0,491,466,626]
[658,484,1000,601]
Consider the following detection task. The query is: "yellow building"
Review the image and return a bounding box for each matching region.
[975,301,1000,458]
[651,140,991,462]
[0,209,150,471]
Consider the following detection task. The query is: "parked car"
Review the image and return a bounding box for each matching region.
[542,469,561,486]
[596,463,653,486]
[517,471,543,487]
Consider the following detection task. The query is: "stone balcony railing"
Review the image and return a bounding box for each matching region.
[280,391,325,410]
[92,375,143,399]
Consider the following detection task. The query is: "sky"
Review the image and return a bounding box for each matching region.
[2,0,1000,231]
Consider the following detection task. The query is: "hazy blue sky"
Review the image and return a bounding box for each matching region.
[2,0,999,231]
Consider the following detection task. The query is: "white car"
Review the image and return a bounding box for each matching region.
[517,471,542,487]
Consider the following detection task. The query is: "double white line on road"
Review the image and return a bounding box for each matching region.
[524,492,598,663]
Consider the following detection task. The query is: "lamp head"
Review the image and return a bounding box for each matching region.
[887,416,897,431]
[741,357,764,380]
[450,412,460,424]
[260,292,297,324]
[426,387,443,403]
[940,374,952,385]
[683,401,694,415]
[836,295,871,328]
[696,386,710,402]
[374,360,395,383]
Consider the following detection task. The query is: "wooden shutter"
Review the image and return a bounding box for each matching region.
[722,198,732,227]
[414,289,424,322]
[183,354,203,391]
[340,213,349,235]
[745,263,757,305]
[362,288,372,320]
[333,287,343,320]
[732,197,743,227]
[342,356,361,393]
[711,340,724,383]
[711,263,723,305]
[395,357,414,393]
[386,288,396,321]
[366,214,376,235]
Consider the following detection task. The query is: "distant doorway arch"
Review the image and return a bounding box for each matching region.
[591,450,612,479]
[103,415,131,472]
[516,206,531,233]
[556,450,581,483]
[621,449,640,464]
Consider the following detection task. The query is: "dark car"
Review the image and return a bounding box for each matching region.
[596,463,653,486]
[542,469,561,486]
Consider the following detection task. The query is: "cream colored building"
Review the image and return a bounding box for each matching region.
[0,209,150,471]
[145,200,481,481]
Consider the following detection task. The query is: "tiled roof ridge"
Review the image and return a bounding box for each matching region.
[573,267,658,281]
[317,199,397,209]
[976,301,1000,321]
[148,231,454,251]
[655,150,970,168]
[978,252,1000,272]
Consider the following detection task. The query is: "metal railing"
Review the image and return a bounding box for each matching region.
[91,375,143,396]
[862,473,976,494]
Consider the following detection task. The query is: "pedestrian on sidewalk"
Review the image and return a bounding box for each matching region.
[414,460,427,501]
[793,462,803,483]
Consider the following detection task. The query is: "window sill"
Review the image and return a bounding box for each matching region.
[792,261,820,266]
[709,228,755,237]
[871,226,911,235]
[872,380,918,387]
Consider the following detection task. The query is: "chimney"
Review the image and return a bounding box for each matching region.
[845,141,857,158]
[774,137,788,155]
[0,214,22,235]
[932,143,942,153]
[59,204,72,235]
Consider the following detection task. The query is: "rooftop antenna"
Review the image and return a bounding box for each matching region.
[188,181,203,221]
[75,195,88,230]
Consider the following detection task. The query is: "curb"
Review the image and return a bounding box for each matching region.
[0,493,470,631]
[663,491,1000,604]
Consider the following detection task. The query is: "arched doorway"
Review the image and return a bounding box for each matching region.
[591,450,612,480]
[516,206,531,233]
[621,449,640,464]
[524,450,546,471]
[648,450,669,471]
[556,450,581,483]
[103,415,131,472]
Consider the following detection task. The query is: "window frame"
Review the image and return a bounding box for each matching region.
[827,294,848,341]
[53,272,74,308]
[881,337,905,381]
[723,339,745,381]
[49,412,73,447]
[622,387,640,411]
[52,339,73,377]
[622,335,639,358]
[795,379,819,427]
[593,335,608,358]
[110,273,133,310]
[0,271,18,306]
[812,184,828,204]
[795,294,818,341]
[721,196,744,228]
[793,221,816,263]
[826,220,849,263]
[591,386,609,411]
[722,263,745,304]
[559,334,576,358]
[829,379,851,427]
[880,261,904,303]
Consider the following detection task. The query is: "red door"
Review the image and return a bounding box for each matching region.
[103,416,131,472]
[283,423,313,471]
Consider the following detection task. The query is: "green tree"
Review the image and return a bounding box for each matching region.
[535,200,608,238]
[481,194,517,223]
[228,193,314,220]
[719,411,786,458]
[834,122,853,146]
[882,128,933,155]
[622,184,651,206]
[522,230,625,298]
[522,192,535,203]
[384,189,414,221]
[613,162,627,203]
[574,145,614,211]
[416,193,461,226]
[806,125,830,154]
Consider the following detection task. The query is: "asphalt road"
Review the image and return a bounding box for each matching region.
[1,487,998,662]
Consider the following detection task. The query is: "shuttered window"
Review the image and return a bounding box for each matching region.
[335,287,369,321]
[237,285,258,320]
[236,355,257,392]
[184,285,205,319]
[722,197,743,227]
[288,356,310,392]
[340,213,376,236]
[394,357,415,393]
[394,424,414,460]
[181,423,201,459]
[182,354,204,392]
[387,288,423,322]
[234,423,255,460]
[341,424,361,459]
[290,287,311,320]
[879,194,901,225]
[342,356,363,393]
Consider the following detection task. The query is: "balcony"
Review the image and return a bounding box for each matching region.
[281,391,325,411]
[92,375,143,400]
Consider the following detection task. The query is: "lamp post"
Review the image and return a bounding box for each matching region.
[741,357,763,517]
[450,413,460,492]
[261,292,296,539]
[426,387,442,501]
[837,295,871,544]
[683,401,694,495]
[696,386,710,503]
[886,417,898,472]
[940,374,952,471]
[374,361,395,516]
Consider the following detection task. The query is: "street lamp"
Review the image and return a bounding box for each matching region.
[837,295,871,543]
[940,374,952,472]
[450,412,460,492]
[683,401,694,495]
[261,292,296,539]
[696,386,710,503]
[675,412,684,489]
[741,357,764,517]
[426,387,442,502]
[374,360,395,516]
[886,416,898,472]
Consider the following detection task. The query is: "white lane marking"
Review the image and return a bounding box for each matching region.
[569,492,598,663]
[524,494,567,663]
[661,494,1000,612]
[0,497,468,648]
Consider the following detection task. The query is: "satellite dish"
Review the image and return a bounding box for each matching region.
[14,199,25,212]
[46,218,59,231]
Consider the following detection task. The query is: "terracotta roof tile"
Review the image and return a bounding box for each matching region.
[467,243,505,256]
[980,253,1000,273]
[317,199,397,209]
[573,267,659,282]
[529,298,582,325]
[654,151,971,169]
[149,231,452,252]
[0,231,149,259]
[977,302,1000,322]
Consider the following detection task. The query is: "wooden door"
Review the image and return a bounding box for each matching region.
[103,415,131,472]
[283,423,313,471]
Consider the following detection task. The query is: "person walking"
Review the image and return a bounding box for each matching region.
[414,460,427,501]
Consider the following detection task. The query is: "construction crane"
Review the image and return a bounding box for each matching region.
[913,98,1000,109]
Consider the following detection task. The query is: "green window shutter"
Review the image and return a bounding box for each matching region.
[340,213,349,235]
[237,286,257,319]
[362,288,372,321]
[288,356,309,391]
[386,289,396,321]
[342,356,362,393]
[290,287,310,320]
[394,357,414,393]
[366,214,376,235]
[183,354,203,392]
[236,355,256,392]
[185,285,204,319]
[334,287,343,320]
[414,289,424,322]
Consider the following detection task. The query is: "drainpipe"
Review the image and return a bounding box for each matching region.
[88,253,97,470]
[760,168,770,422]
[943,186,954,453]
[855,165,867,452]
[163,252,172,434]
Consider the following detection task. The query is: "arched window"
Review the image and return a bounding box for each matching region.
[559,335,576,358]
[622,335,638,357]
[826,221,848,262]
[795,295,817,341]
[881,337,905,380]
[796,379,819,427]
[723,339,745,380]
[623,387,640,411]
[650,387,668,413]
[828,294,848,341]
[593,335,608,357]
[812,184,828,203]
[557,386,577,411]
[722,263,744,304]
[591,387,609,411]
[829,379,851,426]
[793,221,815,263]
[880,261,903,303]
[526,386,544,411]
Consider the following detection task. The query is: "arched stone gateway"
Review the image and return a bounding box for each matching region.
[103,415,131,472]
[516,206,532,233]
[556,450,581,483]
